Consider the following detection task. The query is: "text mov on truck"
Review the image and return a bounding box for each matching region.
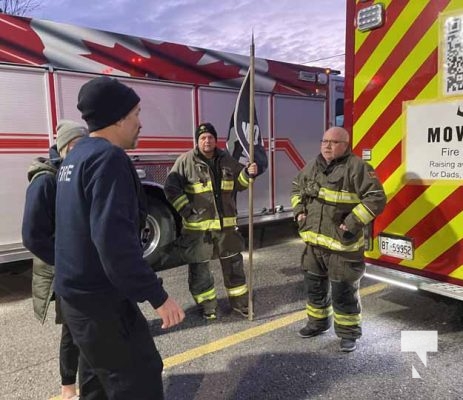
[0,13,343,269]
[345,0,463,299]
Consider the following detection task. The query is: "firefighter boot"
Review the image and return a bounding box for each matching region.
[201,298,218,320]
[298,318,331,338]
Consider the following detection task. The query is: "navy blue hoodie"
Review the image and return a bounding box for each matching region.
[54,136,167,308]
[22,146,61,266]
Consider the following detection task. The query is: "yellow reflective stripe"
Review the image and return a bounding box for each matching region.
[334,312,362,326]
[172,194,188,212]
[184,217,237,231]
[222,217,237,227]
[221,179,234,191]
[185,181,213,194]
[194,288,217,304]
[306,304,333,319]
[184,219,222,230]
[227,284,248,297]
[318,188,360,204]
[352,203,374,224]
[238,170,249,188]
[299,230,364,252]
[290,194,301,208]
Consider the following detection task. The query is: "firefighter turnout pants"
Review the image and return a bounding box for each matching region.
[189,228,248,307]
[301,245,365,339]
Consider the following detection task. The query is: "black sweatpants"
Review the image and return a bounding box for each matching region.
[60,295,164,400]
[56,296,80,386]
[60,322,79,385]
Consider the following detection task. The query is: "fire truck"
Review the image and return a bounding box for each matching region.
[346,0,463,299]
[0,13,343,268]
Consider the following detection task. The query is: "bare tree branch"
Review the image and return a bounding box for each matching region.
[1,0,42,16]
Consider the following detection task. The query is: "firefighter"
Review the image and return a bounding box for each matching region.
[164,122,257,320]
[291,126,386,352]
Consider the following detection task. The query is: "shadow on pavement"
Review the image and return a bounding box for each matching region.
[0,260,32,303]
[376,288,463,332]
[164,350,401,400]
[148,278,306,337]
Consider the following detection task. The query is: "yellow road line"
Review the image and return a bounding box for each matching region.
[50,282,387,399]
[164,282,387,368]
[165,310,306,368]
[360,282,388,297]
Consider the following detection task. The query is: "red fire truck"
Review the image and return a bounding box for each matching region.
[345,0,463,299]
[0,13,343,267]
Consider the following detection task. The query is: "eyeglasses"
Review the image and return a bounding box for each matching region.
[320,139,347,145]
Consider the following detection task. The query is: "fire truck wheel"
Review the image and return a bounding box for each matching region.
[141,196,176,269]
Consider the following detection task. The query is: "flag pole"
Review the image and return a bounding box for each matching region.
[247,33,255,321]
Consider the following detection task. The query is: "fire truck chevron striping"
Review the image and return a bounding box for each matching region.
[0,13,343,268]
[345,0,463,298]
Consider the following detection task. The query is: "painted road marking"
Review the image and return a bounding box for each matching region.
[164,282,387,368]
[50,282,387,399]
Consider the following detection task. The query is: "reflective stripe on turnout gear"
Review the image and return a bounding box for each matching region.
[185,179,235,194]
[194,287,217,304]
[238,169,249,188]
[172,194,189,212]
[221,179,234,191]
[185,181,213,194]
[299,230,364,252]
[183,216,237,231]
[306,304,333,319]
[352,203,375,224]
[226,284,248,297]
[237,170,249,188]
[334,311,362,326]
[318,187,360,204]
[290,194,301,208]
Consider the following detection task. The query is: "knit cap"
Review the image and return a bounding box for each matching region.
[77,76,140,132]
[195,122,218,143]
[56,120,88,153]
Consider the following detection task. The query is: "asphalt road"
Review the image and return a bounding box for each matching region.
[1,222,463,400]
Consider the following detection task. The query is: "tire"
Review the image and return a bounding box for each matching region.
[141,196,176,268]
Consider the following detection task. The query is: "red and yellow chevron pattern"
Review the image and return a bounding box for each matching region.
[346,0,463,283]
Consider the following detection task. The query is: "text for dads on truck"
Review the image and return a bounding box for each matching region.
[345,0,463,299]
[0,13,343,268]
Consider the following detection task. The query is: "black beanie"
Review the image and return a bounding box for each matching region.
[77,76,140,132]
[195,122,218,143]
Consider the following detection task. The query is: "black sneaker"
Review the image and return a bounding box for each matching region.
[201,299,217,320]
[232,305,249,318]
[230,295,251,318]
[203,311,217,320]
[298,323,329,338]
[340,338,357,352]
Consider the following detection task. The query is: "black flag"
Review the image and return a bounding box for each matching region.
[227,69,268,174]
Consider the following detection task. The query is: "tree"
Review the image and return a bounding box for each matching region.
[0,0,41,16]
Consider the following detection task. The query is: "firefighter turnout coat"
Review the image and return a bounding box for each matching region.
[291,152,386,258]
[165,147,249,234]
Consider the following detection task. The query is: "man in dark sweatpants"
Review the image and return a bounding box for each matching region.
[55,76,184,400]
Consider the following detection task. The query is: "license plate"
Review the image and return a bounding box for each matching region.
[378,234,414,260]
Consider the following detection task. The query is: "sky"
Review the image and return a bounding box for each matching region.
[29,0,347,75]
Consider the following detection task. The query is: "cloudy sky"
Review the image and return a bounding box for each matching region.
[30,0,347,74]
